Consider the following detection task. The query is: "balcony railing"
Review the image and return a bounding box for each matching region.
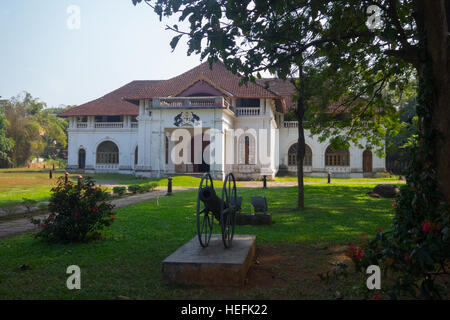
[74,121,138,129]
[236,108,260,116]
[95,163,119,171]
[94,122,124,129]
[152,96,231,110]
[283,121,298,128]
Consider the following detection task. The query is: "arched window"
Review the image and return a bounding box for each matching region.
[325,146,350,166]
[96,141,119,164]
[134,146,138,165]
[288,144,312,166]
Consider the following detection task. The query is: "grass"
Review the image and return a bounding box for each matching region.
[0,168,403,208]
[275,175,403,183]
[0,183,395,299]
[0,171,67,208]
[0,170,222,208]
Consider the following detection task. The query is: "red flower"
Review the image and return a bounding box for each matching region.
[74,212,79,221]
[356,249,364,260]
[376,227,384,233]
[110,216,115,220]
[404,253,411,262]
[373,294,381,300]
[360,232,368,240]
[40,223,46,229]
[93,207,98,212]
[345,244,357,258]
[421,220,433,233]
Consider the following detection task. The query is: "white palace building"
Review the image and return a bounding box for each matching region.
[59,61,385,180]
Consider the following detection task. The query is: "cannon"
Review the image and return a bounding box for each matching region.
[196,172,241,248]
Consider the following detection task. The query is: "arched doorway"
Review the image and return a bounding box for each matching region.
[96,141,119,165]
[78,149,86,169]
[363,150,373,173]
[288,143,312,166]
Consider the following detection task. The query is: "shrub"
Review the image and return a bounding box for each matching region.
[113,186,127,196]
[31,176,115,243]
[128,184,142,194]
[140,182,159,192]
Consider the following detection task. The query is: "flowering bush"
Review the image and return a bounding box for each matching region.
[31,176,115,243]
[346,157,449,299]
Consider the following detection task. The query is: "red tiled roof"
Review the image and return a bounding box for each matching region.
[59,61,293,118]
[126,61,281,100]
[58,80,162,117]
[256,78,297,111]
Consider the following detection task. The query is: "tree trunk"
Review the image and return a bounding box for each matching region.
[296,64,306,209]
[418,0,450,202]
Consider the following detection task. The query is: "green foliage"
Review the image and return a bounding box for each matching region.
[31,177,115,243]
[128,184,142,194]
[0,115,14,166]
[1,93,68,168]
[347,46,450,299]
[385,97,419,172]
[139,182,159,192]
[113,186,127,196]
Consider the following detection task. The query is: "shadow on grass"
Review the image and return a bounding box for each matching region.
[0,184,394,299]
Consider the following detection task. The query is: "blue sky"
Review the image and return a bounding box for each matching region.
[0,0,202,107]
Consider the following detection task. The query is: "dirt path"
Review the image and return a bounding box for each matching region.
[0,187,195,239]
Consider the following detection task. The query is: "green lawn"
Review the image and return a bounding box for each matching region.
[0,184,395,299]
[0,171,221,208]
[0,170,67,208]
[0,168,403,208]
[275,175,403,183]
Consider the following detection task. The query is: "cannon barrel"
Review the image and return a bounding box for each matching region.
[199,186,222,219]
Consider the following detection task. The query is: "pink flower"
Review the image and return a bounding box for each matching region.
[404,253,411,262]
[356,249,364,260]
[373,294,381,300]
[345,244,357,258]
[421,220,433,233]
[93,207,98,212]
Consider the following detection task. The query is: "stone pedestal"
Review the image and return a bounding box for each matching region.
[162,234,256,286]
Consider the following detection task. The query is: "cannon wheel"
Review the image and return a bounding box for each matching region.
[221,173,237,248]
[197,173,215,247]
